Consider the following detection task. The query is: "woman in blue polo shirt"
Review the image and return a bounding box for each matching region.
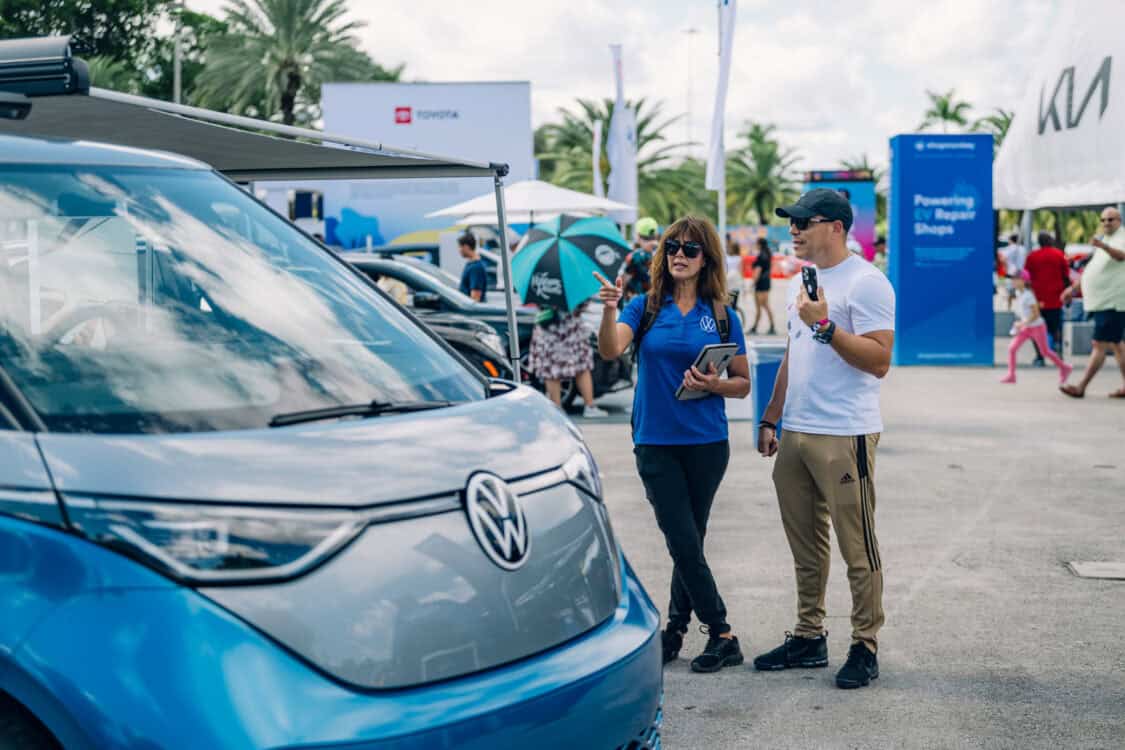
[595,215,750,674]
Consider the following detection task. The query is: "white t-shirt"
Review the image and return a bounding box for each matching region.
[1013,289,1045,328]
[725,255,742,281]
[783,254,896,436]
[1002,243,1027,275]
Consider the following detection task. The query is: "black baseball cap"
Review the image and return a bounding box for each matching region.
[775,188,853,231]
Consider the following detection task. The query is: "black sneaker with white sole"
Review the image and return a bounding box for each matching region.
[835,642,879,689]
[690,633,744,673]
[752,631,829,671]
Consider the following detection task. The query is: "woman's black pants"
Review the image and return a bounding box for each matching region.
[634,440,731,634]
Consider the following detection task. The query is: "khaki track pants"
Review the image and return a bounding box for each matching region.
[772,430,884,652]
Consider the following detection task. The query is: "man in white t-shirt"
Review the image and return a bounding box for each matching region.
[751,188,896,690]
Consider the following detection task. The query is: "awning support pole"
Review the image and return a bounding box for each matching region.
[493,166,521,380]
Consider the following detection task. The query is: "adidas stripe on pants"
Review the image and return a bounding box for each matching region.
[771,430,884,652]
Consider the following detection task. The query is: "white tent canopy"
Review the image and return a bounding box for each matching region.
[427,179,634,223]
[994,1,1124,210]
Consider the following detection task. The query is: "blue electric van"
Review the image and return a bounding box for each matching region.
[0,134,661,749]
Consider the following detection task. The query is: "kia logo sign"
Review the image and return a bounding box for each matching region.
[394,106,412,124]
[1039,56,1112,135]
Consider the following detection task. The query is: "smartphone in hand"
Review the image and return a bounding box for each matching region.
[801,266,818,301]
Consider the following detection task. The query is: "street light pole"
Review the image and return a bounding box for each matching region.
[172,0,184,104]
[715,2,726,243]
[683,27,699,157]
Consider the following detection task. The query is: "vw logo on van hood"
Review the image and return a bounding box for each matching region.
[464,473,531,570]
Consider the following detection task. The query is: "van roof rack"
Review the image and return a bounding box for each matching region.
[0,36,88,97]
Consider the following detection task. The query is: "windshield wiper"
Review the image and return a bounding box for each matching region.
[268,400,453,428]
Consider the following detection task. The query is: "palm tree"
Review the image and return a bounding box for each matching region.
[535,98,692,222]
[725,122,800,224]
[971,108,1014,157]
[918,89,972,133]
[193,0,402,125]
[85,55,142,94]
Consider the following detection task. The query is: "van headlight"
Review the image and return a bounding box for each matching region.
[66,496,365,585]
[475,330,505,356]
[563,446,603,500]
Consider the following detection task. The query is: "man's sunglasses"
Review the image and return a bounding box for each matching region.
[789,217,836,231]
[664,239,704,258]
[1101,217,1120,223]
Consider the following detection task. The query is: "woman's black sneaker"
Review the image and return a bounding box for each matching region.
[835,642,879,689]
[752,631,829,671]
[661,627,685,664]
[690,632,744,673]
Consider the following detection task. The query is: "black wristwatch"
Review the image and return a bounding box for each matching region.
[813,320,836,344]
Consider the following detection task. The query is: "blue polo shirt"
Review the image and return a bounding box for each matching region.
[619,295,747,446]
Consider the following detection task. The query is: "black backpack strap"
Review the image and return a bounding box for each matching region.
[712,300,730,344]
[633,299,659,354]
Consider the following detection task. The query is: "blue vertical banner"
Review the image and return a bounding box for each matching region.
[888,134,994,366]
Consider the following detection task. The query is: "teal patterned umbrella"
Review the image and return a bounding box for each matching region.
[511,215,629,311]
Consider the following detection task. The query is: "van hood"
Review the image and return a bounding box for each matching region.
[36,387,578,505]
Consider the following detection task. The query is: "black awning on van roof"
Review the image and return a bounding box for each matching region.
[0,87,499,182]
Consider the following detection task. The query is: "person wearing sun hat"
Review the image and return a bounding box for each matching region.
[621,217,660,300]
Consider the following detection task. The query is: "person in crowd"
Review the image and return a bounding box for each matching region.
[725,238,743,283]
[1001,270,1071,384]
[725,238,743,316]
[1002,232,1027,311]
[872,236,888,274]
[995,241,1008,298]
[595,215,750,674]
[527,302,607,418]
[1025,231,1071,359]
[754,188,895,690]
[1060,206,1125,398]
[747,237,776,335]
[622,217,659,301]
[458,232,487,302]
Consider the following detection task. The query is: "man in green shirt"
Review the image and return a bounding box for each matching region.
[1060,207,1125,398]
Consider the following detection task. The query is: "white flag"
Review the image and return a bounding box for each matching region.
[606,44,638,224]
[592,120,605,198]
[705,0,738,191]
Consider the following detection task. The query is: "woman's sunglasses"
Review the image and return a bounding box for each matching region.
[663,239,704,258]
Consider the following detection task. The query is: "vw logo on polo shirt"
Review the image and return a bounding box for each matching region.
[464,472,531,571]
[700,315,717,333]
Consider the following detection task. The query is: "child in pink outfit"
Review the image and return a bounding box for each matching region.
[1002,270,1072,384]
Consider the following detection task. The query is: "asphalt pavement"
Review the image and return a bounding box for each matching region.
[575,341,1125,750]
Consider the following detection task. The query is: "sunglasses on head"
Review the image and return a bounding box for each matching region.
[663,239,704,258]
[789,217,836,231]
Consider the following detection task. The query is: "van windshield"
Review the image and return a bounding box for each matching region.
[0,166,484,434]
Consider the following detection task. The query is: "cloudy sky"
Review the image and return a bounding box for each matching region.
[185,0,1059,172]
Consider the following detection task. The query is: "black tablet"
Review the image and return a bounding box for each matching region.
[674,343,739,401]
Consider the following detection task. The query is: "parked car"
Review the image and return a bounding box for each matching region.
[368,255,634,409]
[342,252,536,363]
[425,312,513,380]
[0,134,661,749]
[773,241,810,279]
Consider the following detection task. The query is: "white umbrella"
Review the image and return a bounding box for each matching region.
[426,179,634,224]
